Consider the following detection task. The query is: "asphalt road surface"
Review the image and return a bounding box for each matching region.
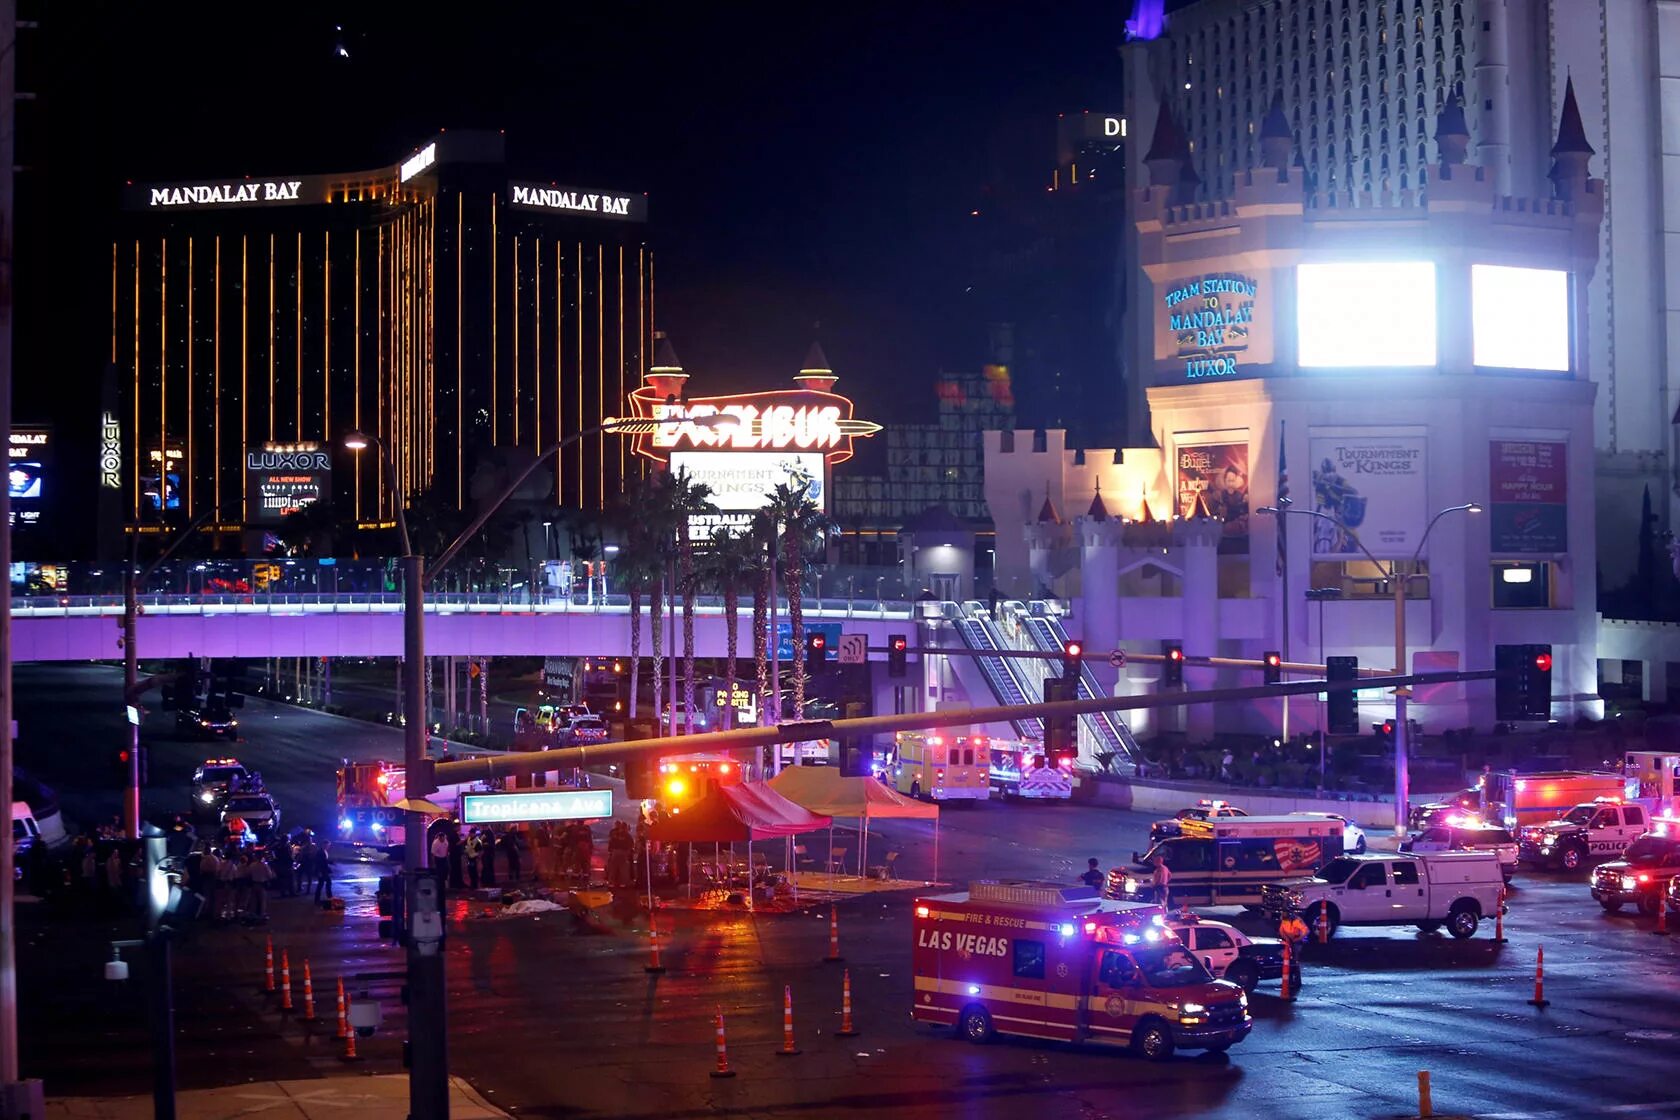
[17,664,1680,1119]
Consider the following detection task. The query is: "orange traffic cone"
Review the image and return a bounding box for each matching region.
[824,905,843,963]
[301,960,317,1022]
[1315,909,1329,946]
[645,924,666,974]
[709,1008,735,1078]
[340,1023,360,1062]
[1528,944,1550,1008]
[776,985,801,1056]
[1654,896,1670,937]
[835,969,859,1037]
[1280,937,1295,1001]
[263,936,275,993]
[1494,887,1508,944]
[279,950,294,1013]
[336,977,350,1040]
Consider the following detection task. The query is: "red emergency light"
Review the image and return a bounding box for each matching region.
[1167,647,1184,662]
[891,636,908,652]
[1535,652,1552,672]
[1065,641,1082,658]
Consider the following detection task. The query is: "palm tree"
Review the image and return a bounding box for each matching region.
[763,482,834,719]
[705,526,757,731]
[669,469,716,733]
[614,473,677,725]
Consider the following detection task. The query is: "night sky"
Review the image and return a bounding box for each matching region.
[28,3,1130,428]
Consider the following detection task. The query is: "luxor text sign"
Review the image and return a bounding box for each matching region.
[460,789,613,825]
[246,446,331,524]
[1158,273,1260,381]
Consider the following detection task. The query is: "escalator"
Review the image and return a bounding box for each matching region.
[951,615,1045,740]
[1027,611,1142,770]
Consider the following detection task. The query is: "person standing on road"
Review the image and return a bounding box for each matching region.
[606,822,632,888]
[1151,854,1172,910]
[479,829,497,886]
[464,831,481,890]
[247,849,275,922]
[430,829,451,879]
[217,846,240,921]
[1079,858,1106,890]
[296,834,317,897]
[500,830,521,881]
[311,841,334,903]
[447,829,466,890]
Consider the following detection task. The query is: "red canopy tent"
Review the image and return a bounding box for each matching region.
[645,783,833,908]
[647,782,833,842]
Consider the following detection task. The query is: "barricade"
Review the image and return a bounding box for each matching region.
[709,1008,735,1078]
[1527,944,1549,1008]
[824,905,843,963]
[777,985,801,1056]
[835,969,859,1037]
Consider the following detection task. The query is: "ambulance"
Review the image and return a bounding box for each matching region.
[911,880,1251,1061]
[894,731,988,803]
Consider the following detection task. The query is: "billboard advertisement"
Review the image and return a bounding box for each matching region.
[246,445,331,524]
[1297,262,1437,368]
[669,450,825,535]
[1309,434,1427,558]
[1490,439,1567,553]
[8,426,47,525]
[1175,442,1249,553]
[1472,265,1570,372]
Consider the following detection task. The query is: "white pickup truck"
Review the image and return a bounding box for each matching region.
[1259,851,1506,940]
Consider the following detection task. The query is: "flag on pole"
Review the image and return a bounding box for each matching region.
[1276,420,1289,576]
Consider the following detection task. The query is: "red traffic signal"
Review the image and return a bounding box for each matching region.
[811,634,826,650]
[1264,652,1281,668]
[1381,719,1395,737]
[1168,648,1184,662]
[1534,652,1552,673]
[1065,641,1082,658]
[890,636,907,653]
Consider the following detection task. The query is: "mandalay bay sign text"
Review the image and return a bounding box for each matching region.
[1162,273,1258,380]
[507,182,646,222]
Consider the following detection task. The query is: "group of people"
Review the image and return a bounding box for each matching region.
[186,832,333,924]
[431,825,524,890]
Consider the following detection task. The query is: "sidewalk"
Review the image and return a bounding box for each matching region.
[48,1075,506,1120]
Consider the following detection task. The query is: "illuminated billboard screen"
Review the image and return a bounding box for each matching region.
[246,446,331,524]
[1296,262,1437,368]
[1472,265,1570,372]
[670,450,825,534]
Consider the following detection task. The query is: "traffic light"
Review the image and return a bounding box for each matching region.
[1163,643,1185,687]
[375,875,406,943]
[1376,718,1396,741]
[805,632,828,674]
[1061,640,1083,682]
[887,634,908,678]
[115,747,132,779]
[1263,650,1282,685]
[1498,643,1554,721]
[1044,678,1077,768]
[1325,655,1359,735]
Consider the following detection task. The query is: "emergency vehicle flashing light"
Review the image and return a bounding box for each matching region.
[666,778,686,797]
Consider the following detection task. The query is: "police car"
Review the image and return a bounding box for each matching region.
[1163,914,1300,994]
[1149,800,1248,844]
[220,791,281,840]
[1519,799,1650,871]
[191,759,249,812]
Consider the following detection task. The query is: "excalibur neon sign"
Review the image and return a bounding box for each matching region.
[617,387,881,464]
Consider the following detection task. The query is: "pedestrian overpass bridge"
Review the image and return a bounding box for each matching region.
[10,594,919,663]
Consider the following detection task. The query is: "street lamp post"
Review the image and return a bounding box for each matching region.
[345,413,720,1120]
[1260,502,1479,835]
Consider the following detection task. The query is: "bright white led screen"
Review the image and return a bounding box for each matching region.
[1296,261,1437,368]
[1472,264,1569,372]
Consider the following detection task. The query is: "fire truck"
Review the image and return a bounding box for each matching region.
[912,880,1250,1061]
[654,752,745,813]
